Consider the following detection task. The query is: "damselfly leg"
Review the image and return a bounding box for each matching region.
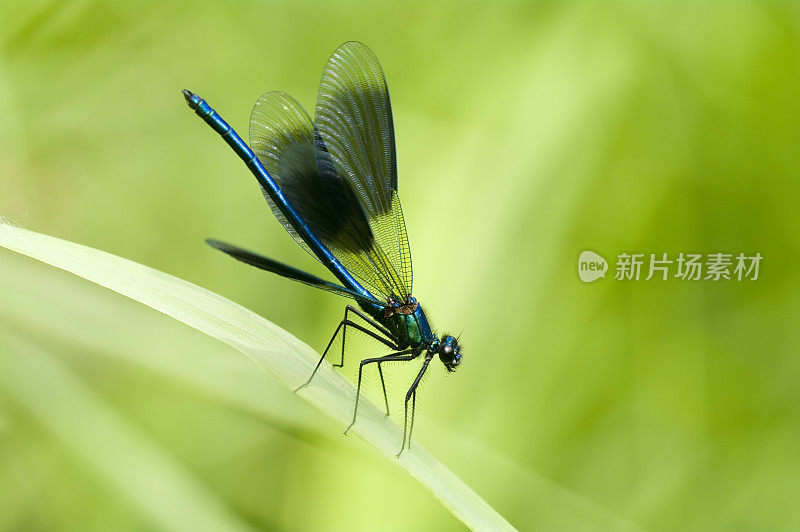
[346,349,419,435]
[409,391,416,449]
[399,353,434,456]
[295,305,398,391]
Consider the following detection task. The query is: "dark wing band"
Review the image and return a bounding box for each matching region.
[207,239,382,305]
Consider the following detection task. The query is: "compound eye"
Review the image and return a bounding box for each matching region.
[441,344,454,359]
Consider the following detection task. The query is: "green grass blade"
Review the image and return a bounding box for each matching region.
[0,332,255,532]
[0,223,514,531]
[0,249,329,444]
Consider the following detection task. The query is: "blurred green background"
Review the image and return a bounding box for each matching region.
[2,1,800,530]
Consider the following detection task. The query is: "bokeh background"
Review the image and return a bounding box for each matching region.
[2,1,800,530]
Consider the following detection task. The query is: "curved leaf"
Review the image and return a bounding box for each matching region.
[0,222,514,531]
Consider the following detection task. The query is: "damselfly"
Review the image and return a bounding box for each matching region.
[182,42,462,455]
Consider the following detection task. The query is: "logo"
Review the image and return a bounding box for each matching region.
[578,250,608,283]
[578,251,762,283]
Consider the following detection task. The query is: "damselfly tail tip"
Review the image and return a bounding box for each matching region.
[205,238,223,250]
[181,89,199,109]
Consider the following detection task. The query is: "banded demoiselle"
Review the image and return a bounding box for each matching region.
[182,42,462,455]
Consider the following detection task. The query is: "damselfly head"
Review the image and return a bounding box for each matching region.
[437,335,462,372]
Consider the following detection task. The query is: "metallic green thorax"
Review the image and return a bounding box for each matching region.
[374,301,434,350]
